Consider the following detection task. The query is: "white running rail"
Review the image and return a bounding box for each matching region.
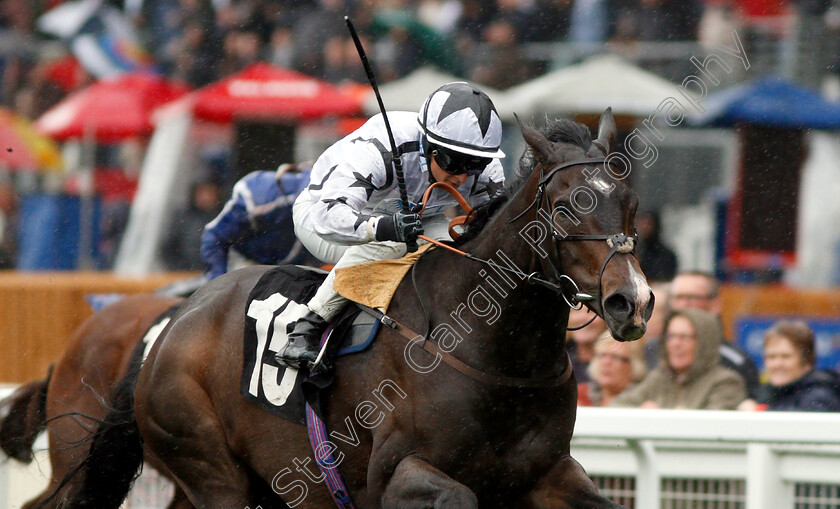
[572,407,840,509]
[4,388,840,508]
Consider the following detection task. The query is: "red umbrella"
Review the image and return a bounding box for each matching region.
[187,63,362,123]
[35,73,189,142]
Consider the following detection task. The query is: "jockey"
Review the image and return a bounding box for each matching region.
[201,163,315,280]
[277,82,507,370]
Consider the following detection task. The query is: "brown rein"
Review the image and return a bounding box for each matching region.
[416,181,472,240]
[413,181,479,255]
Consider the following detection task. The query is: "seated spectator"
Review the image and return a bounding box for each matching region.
[610,309,746,409]
[579,331,647,407]
[170,20,222,88]
[566,308,607,384]
[669,271,760,399]
[739,321,840,412]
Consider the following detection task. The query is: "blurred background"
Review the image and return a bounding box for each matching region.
[4,1,840,507]
[2,0,840,385]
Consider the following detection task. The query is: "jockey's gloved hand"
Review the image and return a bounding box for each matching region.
[376,211,424,243]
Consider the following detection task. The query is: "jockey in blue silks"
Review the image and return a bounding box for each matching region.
[201,163,315,280]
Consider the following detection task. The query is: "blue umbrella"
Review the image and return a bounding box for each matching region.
[691,77,840,129]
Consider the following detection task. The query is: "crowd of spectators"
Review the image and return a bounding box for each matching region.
[2,0,838,266]
[575,270,840,413]
[0,0,717,123]
[0,0,709,271]
[135,0,710,92]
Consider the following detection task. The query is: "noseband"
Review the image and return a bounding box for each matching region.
[509,157,638,318]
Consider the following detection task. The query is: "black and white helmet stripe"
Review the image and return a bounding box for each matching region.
[418,82,505,158]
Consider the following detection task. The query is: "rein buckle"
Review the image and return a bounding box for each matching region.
[380,315,398,329]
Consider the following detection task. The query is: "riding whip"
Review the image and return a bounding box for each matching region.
[344,16,418,253]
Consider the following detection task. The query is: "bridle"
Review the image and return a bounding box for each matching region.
[411,156,638,332]
[383,157,638,387]
[508,157,638,324]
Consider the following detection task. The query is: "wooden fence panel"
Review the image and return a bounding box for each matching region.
[0,272,193,383]
[3,275,840,383]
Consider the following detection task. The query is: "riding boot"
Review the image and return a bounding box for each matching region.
[276,310,328,370]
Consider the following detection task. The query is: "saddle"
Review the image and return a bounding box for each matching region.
[240,258,422,424]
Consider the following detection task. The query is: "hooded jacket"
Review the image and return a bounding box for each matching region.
[609,309,746,409]
[760,369,840,412]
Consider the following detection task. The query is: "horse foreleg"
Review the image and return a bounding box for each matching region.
[517,455,624,509]
[380,455,478,509]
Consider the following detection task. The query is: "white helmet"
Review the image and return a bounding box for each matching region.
[418,82,505,159]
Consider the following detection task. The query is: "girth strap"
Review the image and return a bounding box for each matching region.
[359,306,574,389]
[305,403,356,508]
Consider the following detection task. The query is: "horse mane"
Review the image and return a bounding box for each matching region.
[453,118,592,246]
[512,117,592,193]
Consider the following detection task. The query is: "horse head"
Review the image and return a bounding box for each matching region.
[514,108,653,341]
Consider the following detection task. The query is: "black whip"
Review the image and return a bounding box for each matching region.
[344,16,417,252]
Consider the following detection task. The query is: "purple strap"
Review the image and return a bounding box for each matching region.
[304,325,356,509]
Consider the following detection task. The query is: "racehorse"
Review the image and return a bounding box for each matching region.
[0,294,192,509]
[61,109,653,508]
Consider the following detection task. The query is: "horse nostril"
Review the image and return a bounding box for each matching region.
[604,292,634,321]
[643,292,656,321]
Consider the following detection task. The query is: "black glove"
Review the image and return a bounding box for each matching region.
[375,211,424,243]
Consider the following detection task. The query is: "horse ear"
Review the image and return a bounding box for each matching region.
[591,107,616,156]
[515,113,554,163]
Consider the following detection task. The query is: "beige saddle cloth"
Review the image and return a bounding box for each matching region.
[334,243,434,311]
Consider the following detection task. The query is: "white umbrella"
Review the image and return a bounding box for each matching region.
[363,66,505,116]
[502,54,681,119]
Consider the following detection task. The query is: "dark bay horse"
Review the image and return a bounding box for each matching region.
[64,110,652,508]
[0,294,192,509]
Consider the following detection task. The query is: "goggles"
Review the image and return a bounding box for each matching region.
[431,146,491,176]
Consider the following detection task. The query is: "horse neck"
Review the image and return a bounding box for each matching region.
[416,172,571,377]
